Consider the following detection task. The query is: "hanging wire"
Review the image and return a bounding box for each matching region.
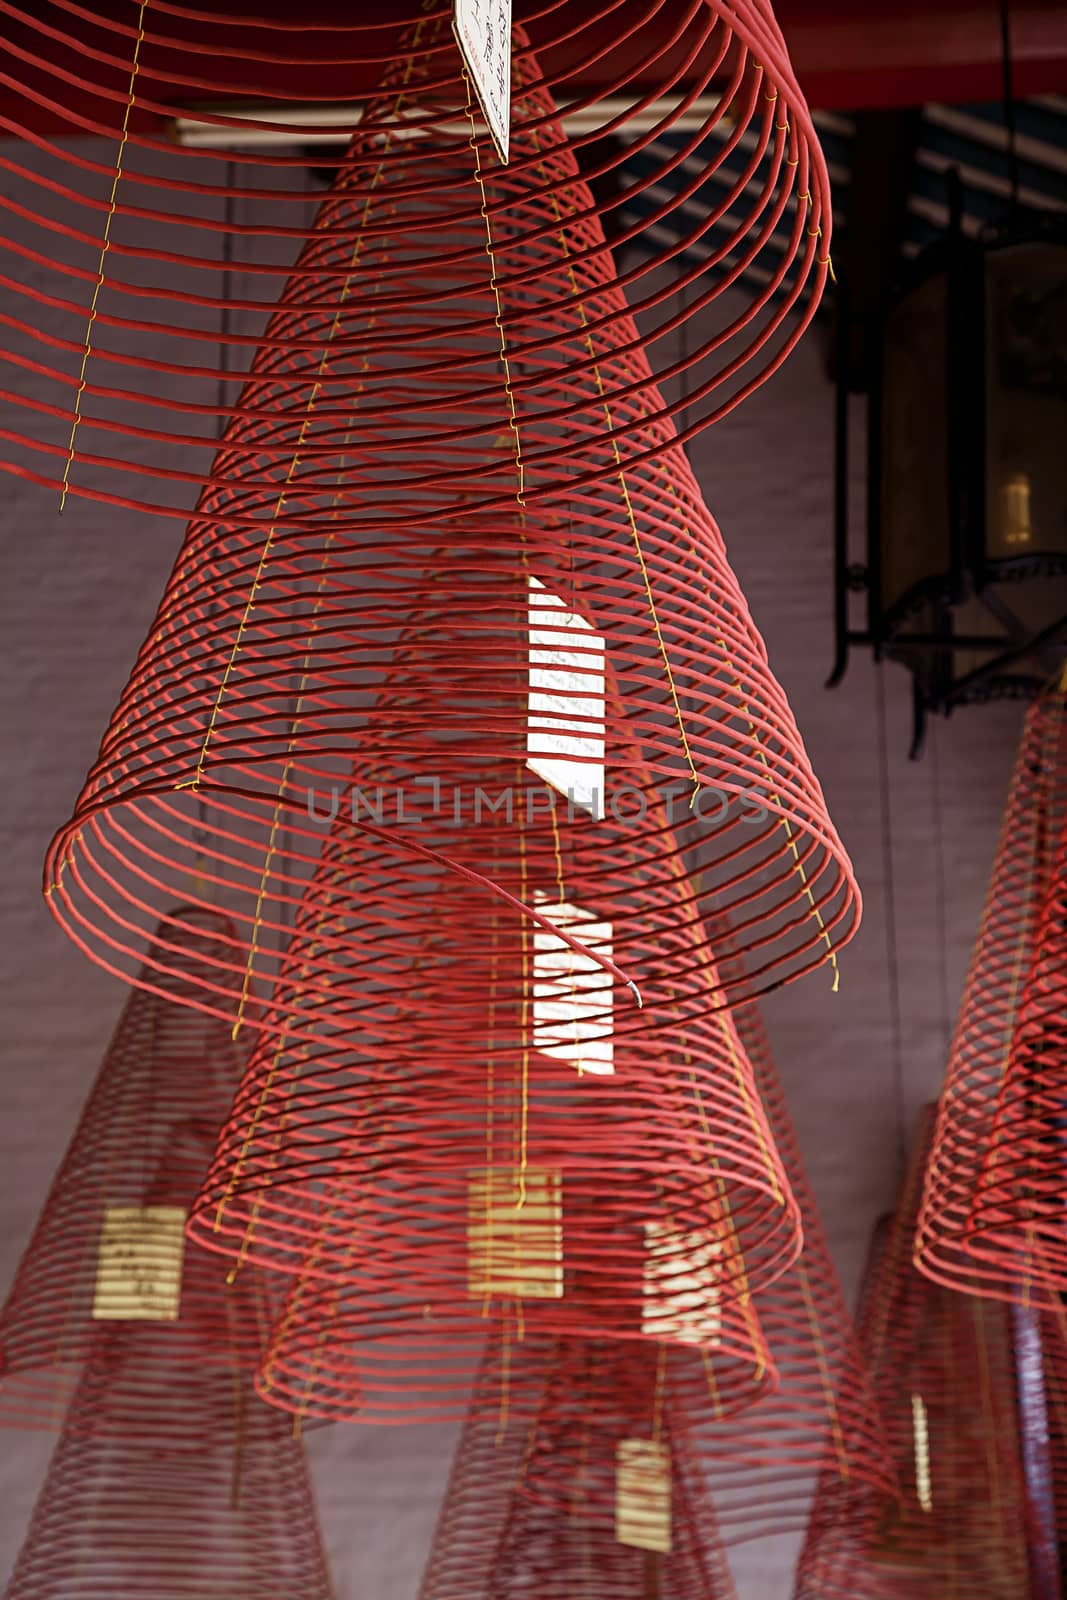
[929,721,955,1062]
[999,0,1021,214]
[194,162,237,895]
[875,663,908,1180]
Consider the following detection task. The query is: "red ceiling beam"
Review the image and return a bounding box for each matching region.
[0,0,1064,138]
[772,0,1067,109]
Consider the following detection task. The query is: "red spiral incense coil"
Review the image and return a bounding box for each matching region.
[45,499,857,1045]
[3,1257,334,1599]
[0,906,274,1427]
[182,763,801,1423]
[694,968,897,1543]
[0,1,832,518]
[793,1111,1032,1600]
[343,928,897,1510]
[417,1330,741,1600]
[41,4,856,1010]
[916,678,1067,1306]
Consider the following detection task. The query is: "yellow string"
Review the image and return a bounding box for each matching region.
[516,759,530,1208]
[809,222,837,283]
[529,137,699,800]
[797,1254,849,1479]
[180,32,426,809]
[651,1340,668,1444]
[464,65,534,1211]
[969,699,1055,1224]
[525,534,578,1070]
[60,0,148,510]
[225,260,378,1036]
[644,422,841,989]
[699,1345,724,1421]
[462,70,525,503]
[195,50,418,1036]
[482,822,499,1319]
[495,1304,512,1446]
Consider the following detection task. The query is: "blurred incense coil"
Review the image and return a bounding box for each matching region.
[0,2,832,518]
[417,1329,741,1600]
[0,907,274,1427]
[3,1246,334,1599]
[916,679,1067,1306]
[793,1110,1032,1599]
[694,965,897,1543]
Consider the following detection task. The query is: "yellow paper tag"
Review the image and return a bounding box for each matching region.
[912,1392,933,1512]
[616,1439,672,1553]
[468,1167,563,1299]
[641,1222,722,1344]
[92,1205,186,1322]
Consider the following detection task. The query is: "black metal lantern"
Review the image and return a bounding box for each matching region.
[829,187,1067,756]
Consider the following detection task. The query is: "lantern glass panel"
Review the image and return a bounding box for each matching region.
[880,273,950,620]
[985,242,1067,565]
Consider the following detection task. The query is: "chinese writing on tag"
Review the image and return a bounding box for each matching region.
[467,1166,563,1299]
[616,1439,673,1553]
[92,1205,186,1321]
[453,0,512,163]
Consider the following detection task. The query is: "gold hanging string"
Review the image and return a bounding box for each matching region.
[796,1254,850,1479]
[182,40,430,1037]
[531,150,700,800]
[61,0,149,509]
[462,70,526,504]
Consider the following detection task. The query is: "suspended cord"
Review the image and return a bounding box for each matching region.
[999,0,1021,213]
[196,161,237,891]
[875,663,907,1179]
[929,720,955,1061]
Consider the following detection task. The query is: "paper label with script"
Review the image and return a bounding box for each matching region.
[467,1166,563,1299]
[92,1205,186,1321]
[615,1439,672,1553]
[453,0,511,164]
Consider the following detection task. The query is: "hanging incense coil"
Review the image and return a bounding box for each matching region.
[0,906,274,1427]
[183,768,801,1422]
[46,492,857,1052]
[916,679,1067,1306]
[418,1329,741,1600]
[793,1110,1032,1600]
[41,5,856,1008]
[693,964,896,1543]
[1,2,832,519]
[2,1249,334,1599]
[177,596,812,1423]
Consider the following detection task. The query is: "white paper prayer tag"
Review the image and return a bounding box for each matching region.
[616,1439,672,1553]
[467,1166,563,1299]
[92,1205,186,1322]
[641,1222,722,1345]
[532,892,614,1074]
[453,0,512,164]
[527,577,606,818]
